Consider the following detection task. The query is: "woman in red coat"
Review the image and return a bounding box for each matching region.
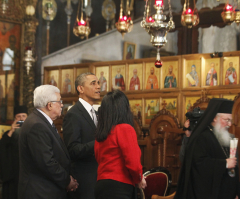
[94,90,147,199]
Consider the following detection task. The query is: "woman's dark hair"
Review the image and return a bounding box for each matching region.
[95,89,134,142]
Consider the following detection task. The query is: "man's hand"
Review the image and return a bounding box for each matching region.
[184,120,191,137]
[7,120,20,137]
[137,176,147,189]
[66,176,79,192]
[226,157,237,169]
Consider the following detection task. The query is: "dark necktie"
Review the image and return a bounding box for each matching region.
[52,123,59,134]
[91,108,98,126]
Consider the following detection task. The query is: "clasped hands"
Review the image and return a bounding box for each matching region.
[66,175,79,192]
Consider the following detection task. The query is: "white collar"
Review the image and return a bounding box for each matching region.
[79,98,94,119]
[37,109,53,125]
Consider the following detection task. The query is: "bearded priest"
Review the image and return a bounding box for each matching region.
[175,98,239,199]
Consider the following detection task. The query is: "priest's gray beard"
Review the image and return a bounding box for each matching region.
[213,118,231,147]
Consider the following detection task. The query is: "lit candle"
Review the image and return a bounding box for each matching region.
[78,20,86,26]
[148,17,154,22]
[225,4,233,11]
[155,0,163,7]
[120,16,127,21]
[186,8,192,14]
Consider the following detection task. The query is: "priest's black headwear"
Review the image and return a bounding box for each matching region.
[174,98,234,199]
[14,105,28,116]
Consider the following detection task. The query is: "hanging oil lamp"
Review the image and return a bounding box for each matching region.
[221,3,234,24]
[232,0,240,25]
[73,0,91,39]
[141,0,175,68]
[181,0,199,28]
[23,47,35,75]
[115,0,133,38]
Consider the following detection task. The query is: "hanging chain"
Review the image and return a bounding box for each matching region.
[142,0,148,21]
[76,0,81,21]
[193,0,196,10]
[168,0,173,21]
[126,0,130,16]
[81,0,84,20]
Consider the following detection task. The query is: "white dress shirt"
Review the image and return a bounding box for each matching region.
[79,98,94,120]
[37,109,53,125]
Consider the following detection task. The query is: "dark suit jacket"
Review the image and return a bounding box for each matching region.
[63,100,98,199]
[18,109,71,199]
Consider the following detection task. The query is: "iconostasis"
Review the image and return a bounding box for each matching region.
[44,51,240,127]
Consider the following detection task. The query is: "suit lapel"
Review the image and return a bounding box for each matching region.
[76,101,96,130]
[33,109,70,159]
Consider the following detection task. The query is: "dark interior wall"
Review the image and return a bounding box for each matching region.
[43,0,124,55]
[42,0,148,56]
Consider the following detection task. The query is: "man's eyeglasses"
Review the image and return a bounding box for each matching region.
[221,118,233,124]
[47,100,63,105]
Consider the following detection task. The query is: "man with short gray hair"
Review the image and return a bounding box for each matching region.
[18,85,78,199]
[63,72,100,199]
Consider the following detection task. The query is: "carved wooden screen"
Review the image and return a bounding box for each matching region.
[148,108,183,185]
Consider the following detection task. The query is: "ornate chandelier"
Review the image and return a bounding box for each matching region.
[141,0,175,68]
[115,0,133,38]
[73,0,91,39]
[181,0,199,28]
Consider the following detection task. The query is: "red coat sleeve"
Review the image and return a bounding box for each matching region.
[116,124,142,184]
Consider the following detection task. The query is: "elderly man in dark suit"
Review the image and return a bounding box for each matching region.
[63,72,100,199]
[18,85,78,199]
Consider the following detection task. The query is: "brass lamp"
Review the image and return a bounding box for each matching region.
[73,0,91,39]
[232,0,240,25]
[23,47,35,75]
[141,0,175,68]
[181,0,199,28]
[221,3,234,24]
[115,0,133,38]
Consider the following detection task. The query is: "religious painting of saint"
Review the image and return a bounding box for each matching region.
[61,69,73,94]
[0,125,11,139]
[123,42,136,60]
[96,66,109,92]
[0,21,21,112]
[145,99,160,124]
[185,96,201,113]
[207,95,219,99]
[223,57,239,85]
[112,65,125,91]
[204,58,220,86]
[222,95,236,101]
[77,67,89,76]
[7,106,13,120]
[0,75,5,104]
[184,60,201,88]
[48,70,58,87]
[7,74,15,106]
[128,64,142,90]
[162,61,178,89]
[161,98,177,116]
[129,99,142,121]
[145,63,159,90]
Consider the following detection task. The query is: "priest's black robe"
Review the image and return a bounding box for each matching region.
[175,126,239,199]
[0,130,19,199]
